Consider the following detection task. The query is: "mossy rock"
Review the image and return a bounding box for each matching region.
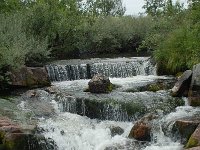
[147,83,163,92]
[186,137,199,149]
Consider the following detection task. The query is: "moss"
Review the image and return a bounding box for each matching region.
[147,84,162,92]
[176,72,183,78]
[121,102,146,117]
[107,83,113,92]
[185,137,199,148]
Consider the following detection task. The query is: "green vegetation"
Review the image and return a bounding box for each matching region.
[0,0,200,90]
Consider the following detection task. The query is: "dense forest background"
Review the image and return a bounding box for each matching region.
[0,0,200,89]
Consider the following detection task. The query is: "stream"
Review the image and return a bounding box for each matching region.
[17,57,200,150]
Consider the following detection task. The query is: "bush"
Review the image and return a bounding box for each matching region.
[75,16,153,56]
[0,13,49,90]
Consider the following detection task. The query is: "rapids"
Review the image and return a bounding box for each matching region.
[17,57,200,150]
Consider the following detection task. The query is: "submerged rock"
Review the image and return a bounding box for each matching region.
[109,126,124,137]
[88,74,112,93]
[186,124,200,149]
[21,89,55,117]
[10,66,51,88]
[171,70,192,97]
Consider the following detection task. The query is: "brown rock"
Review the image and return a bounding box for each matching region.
[128,114,157,141]
[129,122,151,141]
[10,66,51,88]
[189,97,200,107]
[171,70,192,97]
[186,124,200,148]
[174,118,200,144]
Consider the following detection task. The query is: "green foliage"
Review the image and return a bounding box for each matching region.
[0,13,49,68]
[0,13,49,90]
[152,1,200,74]
[85,0,125,16]
[76,16,153,55]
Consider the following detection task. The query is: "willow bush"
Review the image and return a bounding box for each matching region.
[0,13,49,90]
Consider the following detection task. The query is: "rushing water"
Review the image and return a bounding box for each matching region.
[25,57,199,150]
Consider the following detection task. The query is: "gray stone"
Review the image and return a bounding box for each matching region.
[191,63,200,93]
[171,70,192,97]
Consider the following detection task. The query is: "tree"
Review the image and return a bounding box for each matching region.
[143,0,166,16]
[143,0,183,17]
[85,0,125,16]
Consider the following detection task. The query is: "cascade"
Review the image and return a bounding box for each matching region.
[16,57,200,150]
[46,57,156,81]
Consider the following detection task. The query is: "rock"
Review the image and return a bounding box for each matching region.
[10,66,51,88]
[187,146,200,150]
[173,118,200,144]
[189,97,200,107]
[109,126,124,137]
[0,117,49,150]
[171,70,192,97]
[186,124,200,148]
[88,74,112,93]
[128,114,157,141]
[21,90,55,117]
[190,63,200,95]
[45,86,59,94]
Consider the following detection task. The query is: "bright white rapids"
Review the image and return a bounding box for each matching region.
[37,76,200,150]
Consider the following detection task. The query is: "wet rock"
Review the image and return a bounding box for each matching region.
[173,118,200,144]
[171,70,192,97]
[128,114,157,141]
[21,89,55,117]
[186,124,200,148]
[45,86,59,94]
[88,74,113,93]
[125,79,176,93]
[189,97,200,107]
[0,117,53,150]
[10,66,51,88]
[109,126,124,137]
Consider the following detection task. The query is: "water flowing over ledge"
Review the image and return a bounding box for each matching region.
[46,57,156,81]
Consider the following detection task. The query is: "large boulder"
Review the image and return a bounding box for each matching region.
[188,63,200,106]
[186,124,200,149]
[173,118,200,144]
[10,66,51,88]
[0,117,53,150]
[171,70,192,97]
[128,114,157,141]
[190,63,200,95]
[88,74,112,93]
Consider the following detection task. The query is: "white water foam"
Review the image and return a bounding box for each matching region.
[39,112,133,150]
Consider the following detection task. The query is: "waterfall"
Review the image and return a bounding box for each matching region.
[46,57,156,81]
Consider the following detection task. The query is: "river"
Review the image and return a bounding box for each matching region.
[17,57,200,150]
